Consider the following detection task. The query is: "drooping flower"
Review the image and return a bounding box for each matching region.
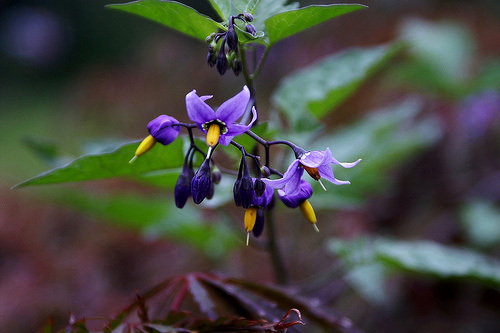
[278,180,319,232]
[262,148,361,196]
[186,86,257,147]
[130,115,180,163]
[244,178,274,245]
[278,179,313,208]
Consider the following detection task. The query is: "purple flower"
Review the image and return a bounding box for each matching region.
[186,86,257,146]
[279,180,313,208]
[147,115,180,145]
[263,148,361,196]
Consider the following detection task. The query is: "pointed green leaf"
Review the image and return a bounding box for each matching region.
[252,0,299,33]
[209,0,260,20]
[107,0,223,41]
[273,43,403,131]
[265,4,366,45]
[329,237,500,288]
[14,139,185,187]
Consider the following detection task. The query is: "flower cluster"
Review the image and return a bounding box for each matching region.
[206,12,256,76]
[131,86,360,244]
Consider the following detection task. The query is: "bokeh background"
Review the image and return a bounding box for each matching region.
[1,0,499,331]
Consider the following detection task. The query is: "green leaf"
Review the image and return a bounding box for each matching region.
[14,139,185,188]
[328,237,500,288]
[209,0,260,20]
[252,0,299,33]
[107,0,223,41]
[54,191,239,258]
[273,43,403,131]
[265,4,366,45]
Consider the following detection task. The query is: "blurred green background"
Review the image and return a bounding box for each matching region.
[1,0,499,331]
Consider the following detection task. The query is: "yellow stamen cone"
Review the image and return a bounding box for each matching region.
[299,200,318,231]
[130,135,156,163]
[206,124,221,147]
[244,207,258,246]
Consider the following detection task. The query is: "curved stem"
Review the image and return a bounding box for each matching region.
[250,46,271,80]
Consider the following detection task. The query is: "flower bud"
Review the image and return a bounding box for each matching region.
[278,180,313,208]
[245,24,256,36]
[211,166,222,184]
[205,32,216,43]
[207,50,216,67]
[147,115,180,145]
[254,178,266,197]
[216,50,227,75]
[239,175,254,209]
[207,182,215,200]
[260,166,271,178]
[191,159,212,204]
[233,60,243,76]
[250,179,273,208]
[174,165,194,208]
[243,12,254,22]
[233,178,242,207]
[226,28,238,51]
[252,209,264,237]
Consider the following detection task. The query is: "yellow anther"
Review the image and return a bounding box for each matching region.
[206,123,221,147]
[130,135,156,163]
[244,207,258,233]
[299,200,318,231]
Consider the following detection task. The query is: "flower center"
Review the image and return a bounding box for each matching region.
[202,119,228,134]
[302,165,321,180]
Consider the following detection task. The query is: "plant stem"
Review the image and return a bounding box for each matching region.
[266,209,289,285]
[250,46,271,80]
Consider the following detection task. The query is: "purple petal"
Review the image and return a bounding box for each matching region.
[215,86,250,123]
[218,106,257,145]
[318,164,350,185]
[186,90,216,127]
[262,160,300,190]
[325,148,361,168]
[282,167,304,196]
[300,150,329,168]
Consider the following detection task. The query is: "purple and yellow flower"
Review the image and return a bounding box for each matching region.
[263,148,361,196]
[244,178,274,245]
[278,179,319,232]
[186,86,257,147]
[130,115,180,163]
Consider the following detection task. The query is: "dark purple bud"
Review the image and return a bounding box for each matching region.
[239,175,254,209]
[252,209,264,237]
[254,178,266,197]
[147,115,180,145]
[279,180,313,208]
[216,50,227,75]
[251,178,274,208]
[233,178,242,207]
[245,24,256,36]
[206,182,215,200]
[233,60,243,76]
[174,165,194,208]
[243,12,254,22]
[191,159,212,204]
[207,50,216,67]
[226,28,238,51]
